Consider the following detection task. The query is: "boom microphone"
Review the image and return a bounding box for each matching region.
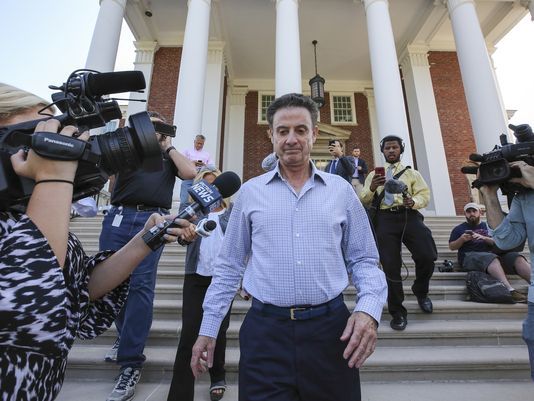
[143,171,241,250]
[460,166,479,175]
[469,153,485,163]
[86,71,146,96]
[384,179,408,198]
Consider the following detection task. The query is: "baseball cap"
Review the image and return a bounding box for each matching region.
[464,202,480,212]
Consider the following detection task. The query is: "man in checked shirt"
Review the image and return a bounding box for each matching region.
[191,93,387,401]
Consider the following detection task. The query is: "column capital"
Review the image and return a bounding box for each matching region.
[207,41,225,63]
[357,0,388,11]
[400,45,430,69]
[99,0,127,10]
[363,88,375,99]
[229,86,248,106]
[273,0,300,5]
[446,0,474,13]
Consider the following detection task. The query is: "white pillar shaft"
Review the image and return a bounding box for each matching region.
[127,41,158,118]
[364,90,382,168]
[447,0,508,153]
[402,49,456,216]
[85,0,126,71]
[275,0,302,97]
[223,88,248,180]
[201,46,226,166]
[173,0,211,153]
[362,0,413,167]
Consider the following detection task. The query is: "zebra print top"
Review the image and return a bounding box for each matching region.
[0,212,128,401]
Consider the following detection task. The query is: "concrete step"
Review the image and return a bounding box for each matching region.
[56,380,534,401]
[148,298,528,321]
[64,344,531,383]
[82,318,526,349]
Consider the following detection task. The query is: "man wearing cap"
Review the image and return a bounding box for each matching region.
[448,202,530,303]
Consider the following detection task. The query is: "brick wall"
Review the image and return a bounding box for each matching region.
[147,47,182,123]
[429,51,476,215]
[241,91,374,182]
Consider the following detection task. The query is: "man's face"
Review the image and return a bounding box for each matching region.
[382,140,401,163]
[464,208,480,225]
[269,106,317,169]
[352,148,361,158]
[194,138,205,151]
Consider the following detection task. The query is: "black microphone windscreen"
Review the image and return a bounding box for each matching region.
[461,166,479,175]
[213,171,241,198]
[86,71,146,96]
[384,179,407,194]
[469,153,484,162]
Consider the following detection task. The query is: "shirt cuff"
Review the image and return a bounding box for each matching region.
[354,296,384,326]
[199,312,223,339]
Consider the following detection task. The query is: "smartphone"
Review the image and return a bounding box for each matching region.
[465,230,474,235]
[328,140,336,147]
[374,167,385,176]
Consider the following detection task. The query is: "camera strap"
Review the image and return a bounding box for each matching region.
[31,131,94,162]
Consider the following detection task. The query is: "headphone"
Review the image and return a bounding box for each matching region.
[380,135,405,154]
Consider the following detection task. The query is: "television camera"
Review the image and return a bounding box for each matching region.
[461,123,534,196]
[0,69,163,210]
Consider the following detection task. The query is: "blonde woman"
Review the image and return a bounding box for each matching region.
[167,166,232,401]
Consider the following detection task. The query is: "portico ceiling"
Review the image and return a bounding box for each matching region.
[124,0,527,85]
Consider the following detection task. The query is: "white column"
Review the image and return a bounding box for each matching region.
[85,0,126,72]
[446,0,508,153]
[360,0,413,167]
[401,46,456,216]
[275,0,302,96]
[173,0,212,154]
[201,44,226,167]
[364,89,383,168]
[223,87,248,180]
[127,41,158,117]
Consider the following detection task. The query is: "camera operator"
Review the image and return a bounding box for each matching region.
[0,83,187,401]
[479,160,534,380]
[100,111,196,401]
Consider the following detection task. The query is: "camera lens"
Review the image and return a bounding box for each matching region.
[95,112,162,174]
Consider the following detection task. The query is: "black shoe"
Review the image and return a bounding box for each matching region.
[417,296,433,313]
[390,315,407,331]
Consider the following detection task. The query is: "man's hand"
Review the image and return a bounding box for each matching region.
[340,311,378,368]
[509,161,534,189]
[158,134,173,152]
[460,232,473,243]
[402,195,415,208]
[369,173,386,192]
[191,335,216,378]
[141,215,190,244]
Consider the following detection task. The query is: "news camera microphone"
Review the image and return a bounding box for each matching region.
[469,153,485,163]
[384,179,408,198]
[142,171,241,250]
[461,166,479,175]
[176,218,218,246]
[52,71,146,97]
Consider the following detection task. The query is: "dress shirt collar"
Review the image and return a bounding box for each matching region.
[265,160,328,187]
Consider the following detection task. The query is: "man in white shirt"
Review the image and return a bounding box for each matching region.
[180,134,214,204]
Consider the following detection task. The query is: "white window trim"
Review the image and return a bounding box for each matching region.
[258,92,275,125]
[329,92,357,126]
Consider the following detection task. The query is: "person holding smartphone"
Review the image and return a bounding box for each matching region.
[324,139,356,183]
[448,202,529,303]
[360,135,437,331]
[180,134,215,205]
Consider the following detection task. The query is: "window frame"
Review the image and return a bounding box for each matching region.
[329,93,357,125]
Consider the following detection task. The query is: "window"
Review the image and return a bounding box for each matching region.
[330,94,356,124]
[258,93,275,124]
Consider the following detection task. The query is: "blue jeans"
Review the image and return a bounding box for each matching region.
[180,179,194,205]
[523,302,534,381]
[99,206,166,370]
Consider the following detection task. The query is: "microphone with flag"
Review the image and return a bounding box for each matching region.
[143,171,241,250]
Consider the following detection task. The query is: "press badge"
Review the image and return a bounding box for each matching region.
[112,214,123,227]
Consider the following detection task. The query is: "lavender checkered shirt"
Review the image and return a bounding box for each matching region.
[199,162,387,338]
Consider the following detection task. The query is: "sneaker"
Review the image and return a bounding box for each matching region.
[106,367,141,401]
[104,338,120,362]
[510,290,528,303]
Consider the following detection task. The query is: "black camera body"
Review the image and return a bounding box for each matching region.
[462,124,534,194]
[0,70,163,210]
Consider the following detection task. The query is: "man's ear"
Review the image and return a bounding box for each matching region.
[268,128,274,144]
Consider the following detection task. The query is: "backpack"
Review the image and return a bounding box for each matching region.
[465,271,514,304]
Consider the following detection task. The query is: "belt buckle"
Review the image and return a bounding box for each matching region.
[290,307,306,320]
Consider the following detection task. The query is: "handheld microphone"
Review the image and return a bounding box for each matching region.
[143,171,241,250]
[53,71,146,97]
[384,179,409,198]
[176,218,218,246]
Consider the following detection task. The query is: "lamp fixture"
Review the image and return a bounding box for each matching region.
[309,40,325,108]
